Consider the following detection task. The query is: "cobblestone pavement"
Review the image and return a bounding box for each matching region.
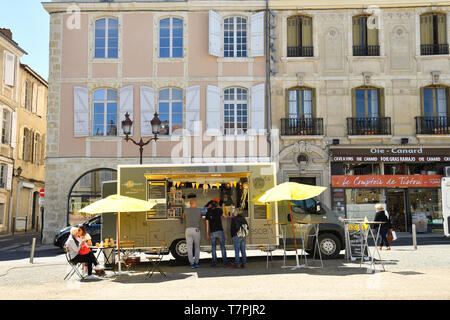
[1,233,450,300]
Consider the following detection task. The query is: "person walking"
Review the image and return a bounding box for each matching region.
[231,209,248,269]
[185,199,202,269]
[205,199,229,267]
[373,204,392,250]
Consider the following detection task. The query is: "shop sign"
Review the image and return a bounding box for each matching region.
[331,175,443,188]
[331,147,450,163]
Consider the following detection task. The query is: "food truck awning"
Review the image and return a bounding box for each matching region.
[144,172,250,182]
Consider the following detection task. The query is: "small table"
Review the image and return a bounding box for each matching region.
[89,246,116,273]
[293,221,324,269]
[263,222,289,268]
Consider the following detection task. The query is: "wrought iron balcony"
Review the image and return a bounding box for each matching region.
[281,118,323,136]
[415,116,450,135]
[287,46,314,57]
[347,117,391,135]
[420,44,449,55]
[352,45,380,56]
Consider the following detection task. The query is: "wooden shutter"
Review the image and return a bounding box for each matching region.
[352,17,361,46]
[367,17,378,46]
[206,85,221,136]
[250,83,265,134]
[420,14,433,46]
[6,164,12,191]
[10,110,17,149]
[302,17,312,47]
[209,10,222,57]
[140,86,154,137]
[73,86,89,137]
[250,12,264,57]
[287,17,299,48]
[119,85,134,136]
[3,51,15,87]
[437,14,447,45]
[186,85,201,136]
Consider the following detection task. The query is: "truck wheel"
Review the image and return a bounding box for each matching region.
[170,239,189,262]
[318,233,341,260]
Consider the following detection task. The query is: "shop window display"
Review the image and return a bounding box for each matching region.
[409,189,443,233]
[345,188,383,220]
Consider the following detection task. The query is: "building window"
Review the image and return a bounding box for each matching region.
[33,133,41,165]
[159,17,183,58]
[224,17,247,58]
[94,18,119,59]
[0,164,6,189]
[24,81,31,111]
[288,88,313,118]
[287,16,313,57]
[93,89,118,136]
[420,13,448,55]
[22,128,32,162]
[354,88,379,118]
[158,88,183,135]
[423,87,448,117]
[224,87,248,135]
[1,109,11,145]
[352,15,379,56]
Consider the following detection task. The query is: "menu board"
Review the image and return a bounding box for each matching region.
[346,224,368,260]
[147,181,167,219]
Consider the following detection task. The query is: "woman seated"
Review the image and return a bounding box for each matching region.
[65,226,100,279]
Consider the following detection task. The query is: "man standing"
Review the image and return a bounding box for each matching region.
[185,199,202,269]
[206,199,229,267]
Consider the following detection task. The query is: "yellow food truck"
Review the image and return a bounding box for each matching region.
[108,163,278,261]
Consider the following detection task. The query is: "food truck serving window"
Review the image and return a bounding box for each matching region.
[147,181,167,219]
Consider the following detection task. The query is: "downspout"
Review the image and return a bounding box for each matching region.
[265,0,272,161]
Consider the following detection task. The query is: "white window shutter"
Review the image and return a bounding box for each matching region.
[73,86,89,137]
[250,83,265,134]
[186,85,201,136]
[250,12,264,57]
[10,110,17,148]
[209,10,222,57]
[119,85,134,136]
[206,85,221,136]
[3,51,15,86]
[140,86,155,137]
[6,163,12,190]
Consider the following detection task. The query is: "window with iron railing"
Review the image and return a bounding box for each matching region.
[287,16,313,57]
[420,13,448,55]
[352,15,379,57]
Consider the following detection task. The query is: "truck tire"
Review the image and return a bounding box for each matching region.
[318,233,341,260]
[170,239,189,262]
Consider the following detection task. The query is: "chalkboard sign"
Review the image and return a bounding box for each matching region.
[147,181,167,219]
[346,224,368,260]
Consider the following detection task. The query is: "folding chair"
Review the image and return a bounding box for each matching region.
[146,242,167,278]
[63,246,86,281]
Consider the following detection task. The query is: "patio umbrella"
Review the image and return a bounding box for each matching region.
[253,182,327,269]
[78,194,157,273]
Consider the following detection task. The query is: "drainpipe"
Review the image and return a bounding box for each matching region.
[265,0,272,161]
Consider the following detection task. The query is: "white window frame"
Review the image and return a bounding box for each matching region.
[94,18,119,59]
[159,17,183,58]
[223,87,248,135]
[223,16,248,58]
[92,89,118,137]
[158,88,183,136]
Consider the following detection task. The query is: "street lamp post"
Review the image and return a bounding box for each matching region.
[121,112,161,164]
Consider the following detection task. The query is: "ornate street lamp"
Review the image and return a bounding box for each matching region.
[121,112,161,164]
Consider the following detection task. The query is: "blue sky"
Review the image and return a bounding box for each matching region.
[0,0,50,80]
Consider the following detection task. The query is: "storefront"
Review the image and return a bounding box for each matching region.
[330,146,450,233]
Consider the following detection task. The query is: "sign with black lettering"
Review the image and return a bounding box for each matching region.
[347,224,368,259]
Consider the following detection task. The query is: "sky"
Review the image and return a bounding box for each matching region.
[0,0,50,80]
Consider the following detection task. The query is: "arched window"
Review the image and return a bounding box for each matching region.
[93,88,118,137]
[287,16,313,57]
[224,87,248,135]
[352,15,379,56]
[159,17,183,58]
[224,17,247,57]
[94,18,119,59]
[158,88,183,135]
[68,168,117,226]
[420,13,448,55]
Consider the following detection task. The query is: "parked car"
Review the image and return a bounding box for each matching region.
[54,215,102,249]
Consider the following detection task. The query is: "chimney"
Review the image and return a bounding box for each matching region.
[0,28,13,40]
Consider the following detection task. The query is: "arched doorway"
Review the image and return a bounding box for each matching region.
[67,168,117,226]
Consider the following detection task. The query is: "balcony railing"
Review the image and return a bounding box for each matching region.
[287,46,314,57]
[352,45,380,56]
[281,118,323,136]
[347,117,391,135]
[415,116,450,135]
[420,44,449,55]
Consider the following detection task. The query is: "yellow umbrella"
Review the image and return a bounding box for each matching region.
[79,194,156,273]
[253,182,327,269]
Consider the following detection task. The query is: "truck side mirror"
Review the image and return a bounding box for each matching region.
[316,202,321,214]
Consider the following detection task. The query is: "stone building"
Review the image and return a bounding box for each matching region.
[269,0,450,233]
